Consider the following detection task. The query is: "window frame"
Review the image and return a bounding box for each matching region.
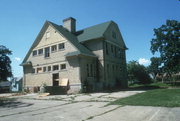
[48,66,51,71]
[112,31,116,39]
[87,64,89,77]
[37,67,42,73]
[44,47,50,58]
[105,42,109,55]
[59,43,65,50]
[32,50,37,56]
[51,45,57,52]
[46,32,50,39]
[53,65,59,71]
[43,67,47,72]
[38,49,43,55]
[60,64,66,70]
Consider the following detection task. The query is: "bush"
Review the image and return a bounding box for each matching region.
[127,61,152,84]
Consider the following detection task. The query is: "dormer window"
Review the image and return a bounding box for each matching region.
[112,31,116,39]
[46,32,50,39]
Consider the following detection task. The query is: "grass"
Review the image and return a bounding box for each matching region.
[110,88,180,107]
[128,82,171,90]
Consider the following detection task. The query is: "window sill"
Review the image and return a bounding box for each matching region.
[51,50,57,53]
[44,57,50,59]
[59,49,65,51]
[32,55,38,57]
[60,69,67,72]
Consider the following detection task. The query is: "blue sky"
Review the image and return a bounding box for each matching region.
[0,0,179,77]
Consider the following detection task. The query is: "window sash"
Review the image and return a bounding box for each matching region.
[53,65,59,71]
[45,47,50,58]
[32,50,37,56]
[38,49,43,55]
[59,43,65,50]
[61,64,66,70]
[51,45,57,52]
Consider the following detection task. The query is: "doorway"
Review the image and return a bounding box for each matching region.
[52,73,59,86]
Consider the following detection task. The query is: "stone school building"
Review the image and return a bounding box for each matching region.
[21,17,128,93]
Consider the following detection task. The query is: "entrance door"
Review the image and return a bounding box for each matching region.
[52,73,59,86]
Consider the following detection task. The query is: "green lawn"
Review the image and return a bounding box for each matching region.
[128,82,171,90]
[110,88,180,107]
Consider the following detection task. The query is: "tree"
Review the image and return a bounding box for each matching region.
[148,57,162,79]
[150,20,180,74]
[127,61,151,84]
[0,45,12,81]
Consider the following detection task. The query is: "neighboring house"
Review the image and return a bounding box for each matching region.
[21,17,128,93]
[0,81,11,93]
[11,77,23,92]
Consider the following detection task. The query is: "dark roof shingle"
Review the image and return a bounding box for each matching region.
[76,21,112,42]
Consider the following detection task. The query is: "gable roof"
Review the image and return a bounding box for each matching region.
[76,20,127,49]
[48,22,96,57]
[76,21,112,43]
[21,21,96,65]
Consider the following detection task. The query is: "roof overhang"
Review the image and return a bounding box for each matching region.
[20,61,32,66]
[65,51,97,58]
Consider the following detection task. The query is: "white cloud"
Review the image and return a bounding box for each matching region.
[14,57,21,62]
[138,58,150,66]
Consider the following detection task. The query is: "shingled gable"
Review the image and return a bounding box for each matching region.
[21,21,96,65]
[76,20,127,49]
[76,21,111,42]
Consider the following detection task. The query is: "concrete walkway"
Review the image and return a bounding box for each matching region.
[0,91,180,121]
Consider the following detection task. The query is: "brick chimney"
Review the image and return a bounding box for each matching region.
[63,17,76,33]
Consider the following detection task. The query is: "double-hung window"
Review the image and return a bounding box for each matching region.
[51,45,57,52]
[32,50,37,56]
[38,49,43,55]
[59,43,65,50]
[61,64,66,70]
[44,47,50,58]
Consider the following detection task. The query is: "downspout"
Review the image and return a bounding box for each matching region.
[23,66,26,92]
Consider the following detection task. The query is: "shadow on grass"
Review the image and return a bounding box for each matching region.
[126,85,166,91]
[0,98,33,108]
